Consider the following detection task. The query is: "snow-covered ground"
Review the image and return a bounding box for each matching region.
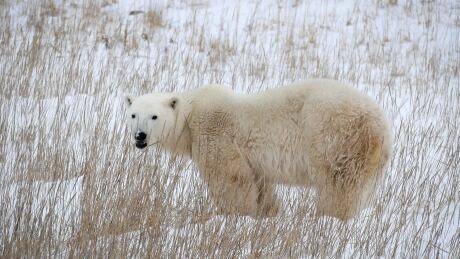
[1,0,459,257]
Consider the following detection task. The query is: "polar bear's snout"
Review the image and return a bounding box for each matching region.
[134,131,148,149]
[135,131,147,141]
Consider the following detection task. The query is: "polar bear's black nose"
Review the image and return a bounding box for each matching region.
[135,132,147,141]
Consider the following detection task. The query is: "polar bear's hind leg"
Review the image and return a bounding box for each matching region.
[315,113,389,220]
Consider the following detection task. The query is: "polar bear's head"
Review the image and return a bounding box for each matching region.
[124,93,178,149]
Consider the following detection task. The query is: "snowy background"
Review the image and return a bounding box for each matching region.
[0,0,459,257]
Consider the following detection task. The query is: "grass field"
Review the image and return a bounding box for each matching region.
[1,0,459,257]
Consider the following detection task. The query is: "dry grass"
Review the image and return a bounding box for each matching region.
[144,9,163,29]
[0,0,459,258]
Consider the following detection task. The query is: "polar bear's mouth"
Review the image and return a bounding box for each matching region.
[135,141,147,149]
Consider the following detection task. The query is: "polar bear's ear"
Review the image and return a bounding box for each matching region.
[124,94,135,107]
[169,97,178,110]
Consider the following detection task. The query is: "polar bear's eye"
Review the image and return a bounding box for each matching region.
[151,115,158,120]
[131,114,136,119]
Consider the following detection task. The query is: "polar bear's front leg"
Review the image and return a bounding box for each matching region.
[197,147,279,218]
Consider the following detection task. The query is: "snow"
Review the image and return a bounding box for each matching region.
[1,0,459,257]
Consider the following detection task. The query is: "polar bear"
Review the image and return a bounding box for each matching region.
[124,79,392,220]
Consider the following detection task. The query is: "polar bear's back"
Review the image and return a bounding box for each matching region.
[187,80,391,165]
